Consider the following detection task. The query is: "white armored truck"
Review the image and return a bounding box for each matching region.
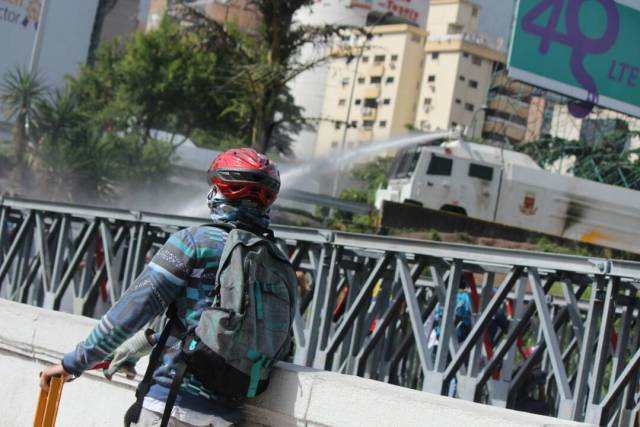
[375,140,640,253]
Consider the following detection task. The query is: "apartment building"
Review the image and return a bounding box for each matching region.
[414,0,506,136]
[481,70,543,146]
[314,24,428,157]
[315,0,507,157]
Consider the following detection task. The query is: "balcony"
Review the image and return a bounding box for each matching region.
[483,116,526,141]
[361,107,377,120]
[487,95,529,119]
[358,128,374,140]
[365,86,381,98]
[368,64,385,77]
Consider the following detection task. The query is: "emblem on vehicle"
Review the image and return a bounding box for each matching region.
[519,192,537,215]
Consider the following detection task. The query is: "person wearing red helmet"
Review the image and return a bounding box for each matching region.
[40,148,290,427]
[206,148,280,231]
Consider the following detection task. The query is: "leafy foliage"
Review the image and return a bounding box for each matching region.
[340,156,394,205]
[516,131,640,190]
[69,16,227,144]
[0,66,46,189]
[176,0,356,154]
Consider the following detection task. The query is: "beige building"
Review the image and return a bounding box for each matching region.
[314,24,428,157]
[315,0,506,157]
[414,0,506,136]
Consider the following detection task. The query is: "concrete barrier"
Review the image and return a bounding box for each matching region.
[0,299,594,427]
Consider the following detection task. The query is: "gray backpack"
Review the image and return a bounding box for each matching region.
[182,227,297,399]
[125,226,297,427]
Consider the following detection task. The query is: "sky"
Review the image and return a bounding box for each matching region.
[473,0,517,46]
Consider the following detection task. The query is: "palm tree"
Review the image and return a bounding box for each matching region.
[0,67,46,190]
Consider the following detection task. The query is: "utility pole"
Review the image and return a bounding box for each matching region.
[331,12,392,198]
[28,0,51,74]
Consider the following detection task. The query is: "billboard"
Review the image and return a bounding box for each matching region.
[509,0,640,118]
[0,0,99,128]
[350,0,428,28]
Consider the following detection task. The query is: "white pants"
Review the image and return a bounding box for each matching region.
[132,408,235,427]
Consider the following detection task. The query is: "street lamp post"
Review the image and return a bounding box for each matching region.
[331,12,392,198]
[467,104,488,141]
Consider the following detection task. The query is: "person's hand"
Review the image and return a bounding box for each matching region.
[39,364,72,393]
[103,329,154,380]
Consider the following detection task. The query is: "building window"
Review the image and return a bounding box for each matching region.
[391,54,399,61]
[362,56,369,63]
[350,120,357,127]
[432,52,439,60]
[364,98,377,108]
[334,122,341,129]
[465,103,474,112]
[379,120,387,128]
[383,98,391,105]
[358,77,365,84]
[338,99,346,106]
[420,120,431,130]
[386,76,395,84]
[455,98,461,104]
[363,120,375,128]
[463,52,469,58]
[331,141,339,148]
[374,54,386,63]
[472,6,479,17]
[411,34,421,43]
[459,75,466,82]
[370,76,382,84]
[427,75,436,82]
[472,55,482,66]
[341,77,349,86]
[423,98,432,105]
[469,163,494,181]
[355,99,362,105]
[469,79,479,88]
[427,154,453,176]
[448,24,463,34]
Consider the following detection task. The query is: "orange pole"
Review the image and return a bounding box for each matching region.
[33,375,64,427]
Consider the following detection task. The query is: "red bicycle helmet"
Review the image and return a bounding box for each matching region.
[207,148,280,208]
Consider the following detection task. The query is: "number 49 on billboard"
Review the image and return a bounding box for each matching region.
[508,0,640,118]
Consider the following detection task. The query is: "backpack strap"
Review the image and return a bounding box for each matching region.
[160,359,188,427]
[246,350,271,398]
[202,221,275,242]
[123,306,177,427]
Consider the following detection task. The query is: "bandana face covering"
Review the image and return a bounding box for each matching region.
[207,187,271,230]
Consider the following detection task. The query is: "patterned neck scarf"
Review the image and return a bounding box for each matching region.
[207,187,271,230]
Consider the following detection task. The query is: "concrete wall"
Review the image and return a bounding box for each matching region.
[0,299,593,427]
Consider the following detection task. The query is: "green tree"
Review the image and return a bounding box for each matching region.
[0,67,46,190]
[341,156,394,205]
[32,89,173,202]
[70,16,229,148]
[516,131,640,190]
[178,0,355,154]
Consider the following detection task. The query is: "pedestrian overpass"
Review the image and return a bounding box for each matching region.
[0,197,638,426]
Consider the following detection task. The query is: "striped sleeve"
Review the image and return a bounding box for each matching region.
[62,228,198,375]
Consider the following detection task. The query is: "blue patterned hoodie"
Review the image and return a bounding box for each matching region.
[62,198,272,421]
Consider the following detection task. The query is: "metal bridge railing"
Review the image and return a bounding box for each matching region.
[0,196,638,425]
